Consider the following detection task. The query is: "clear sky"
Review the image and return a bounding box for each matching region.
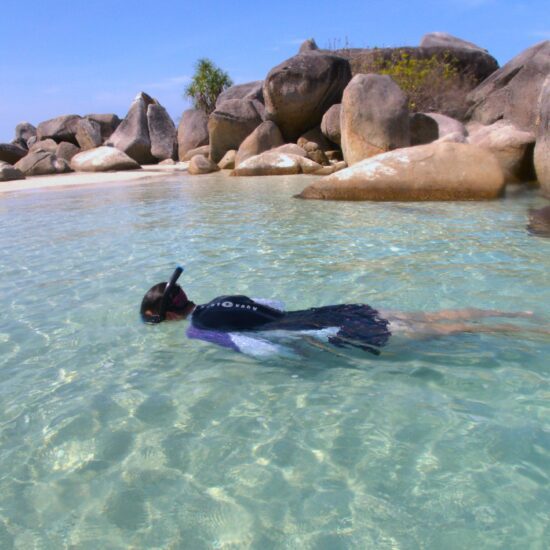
[1,0,548,142]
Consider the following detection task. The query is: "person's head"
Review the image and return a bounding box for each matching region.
[140,267,195,323]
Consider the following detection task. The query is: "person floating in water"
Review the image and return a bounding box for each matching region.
[140,267,543,357]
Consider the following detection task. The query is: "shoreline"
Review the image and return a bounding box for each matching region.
[0,163,190,195]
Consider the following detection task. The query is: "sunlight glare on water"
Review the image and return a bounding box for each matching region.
[0,174,548,549]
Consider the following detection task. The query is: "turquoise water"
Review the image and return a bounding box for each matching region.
[0,175,549,549]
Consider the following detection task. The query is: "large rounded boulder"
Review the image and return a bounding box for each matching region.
[321,104,342,145]
[231,151,321,176]
[14,122,37,146]
[107,92,157,164]
[147,103,177,161]
[467,41,550,132]
[340,74,410,165]
[534,75,550,195]
[0,161,25,182]
[235,121,284,167]
[70,146,140,172]
[85,114,121,141]
[296,142,505,201]
[0,143,27,164]
[36,115,82,145]
[263,53,351,141]
[177,109,209,161]
[75,118,102,151]
[208,99,264,163]
[15,151,71,176]
[216,81,264,108]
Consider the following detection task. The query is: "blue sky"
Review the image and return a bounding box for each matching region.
[1,0,548,142]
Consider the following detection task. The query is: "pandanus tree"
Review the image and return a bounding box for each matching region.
[184,58,233,114]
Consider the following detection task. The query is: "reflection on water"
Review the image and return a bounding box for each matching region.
[0,174,549,549]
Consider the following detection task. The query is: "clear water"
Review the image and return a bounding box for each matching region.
[0,175,548,549]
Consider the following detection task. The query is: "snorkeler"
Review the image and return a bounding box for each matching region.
[140,267,543,356]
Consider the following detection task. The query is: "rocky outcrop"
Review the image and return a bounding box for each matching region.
[107,92,157,164]
[0,143,27,164]
[420,32,489,52]
[410,113,439,145]
[235,121,284,167]
[231,151,321,176]
[321,104,341,145]
[71,146,140,172]
[0,161,25,182]
[55,142,80,162]
[177,109,209,160]
[296,142,505,201]
[208,99,265,162]
[299,38,319,53]
[15,151,71,176]
[76,118,102,150]
[188,154,220,175]
[147,103,177,161]
[14,122,37,146]
[216,81,264,107]
[468,120,536,183]
[340,74,410,165]
[534,75,550,195]
[467,41,550,132]
[218,150,236,169]
[36,115,81,145]
[263,53,351,141]
[85,114,121,141]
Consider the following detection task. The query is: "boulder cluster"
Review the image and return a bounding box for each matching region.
[1,32,548,201]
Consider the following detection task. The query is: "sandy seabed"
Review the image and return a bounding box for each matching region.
[0,163,191,194]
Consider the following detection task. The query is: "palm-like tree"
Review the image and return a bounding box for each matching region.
[185,58,233,114]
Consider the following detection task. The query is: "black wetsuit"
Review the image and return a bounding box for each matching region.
[191,295,391,355]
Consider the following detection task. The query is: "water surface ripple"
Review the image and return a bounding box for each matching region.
[0,175,548,549]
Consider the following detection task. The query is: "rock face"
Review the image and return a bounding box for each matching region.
[296,142,505,201]
[424,112,467,139]
[468,120,536,183]
[263,53,352,141]
[235,121,284,167]
[321,104,342,145]
[37,115,82,145]
[85,114,121,141]
[340,74,410,165]
[299,38,319,53]
[55,142,80,162]
[0,161,25,182]
[14,122,37,146]
[534,75,550,195]
[0,143,27,164]
[208,99,265,163]
[107,92,157,164]
[76,118,102,150]
[71,146,141,172]
[177,109,209,160]
[147,104,177,161]
[467,41,550,132]
[410,113,439,145]
[216,81,264,107]
[188,154,220,175]
[30,139,58,153]
[420,32,488,52]
[15,151,71,176]
[231,151,321,176]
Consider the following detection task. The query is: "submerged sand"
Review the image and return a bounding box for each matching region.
[0,163,190,194]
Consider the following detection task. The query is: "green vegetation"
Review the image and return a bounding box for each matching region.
[185,58,233,114]
[355,51,476,115]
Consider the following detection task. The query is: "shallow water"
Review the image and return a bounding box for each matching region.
[0,174,549,549]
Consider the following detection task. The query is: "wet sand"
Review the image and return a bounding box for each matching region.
[0,163,190,194]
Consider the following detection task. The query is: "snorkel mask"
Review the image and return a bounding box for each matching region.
[142,266,188,324]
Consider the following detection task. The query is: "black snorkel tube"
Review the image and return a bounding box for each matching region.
[144,266,184,324]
